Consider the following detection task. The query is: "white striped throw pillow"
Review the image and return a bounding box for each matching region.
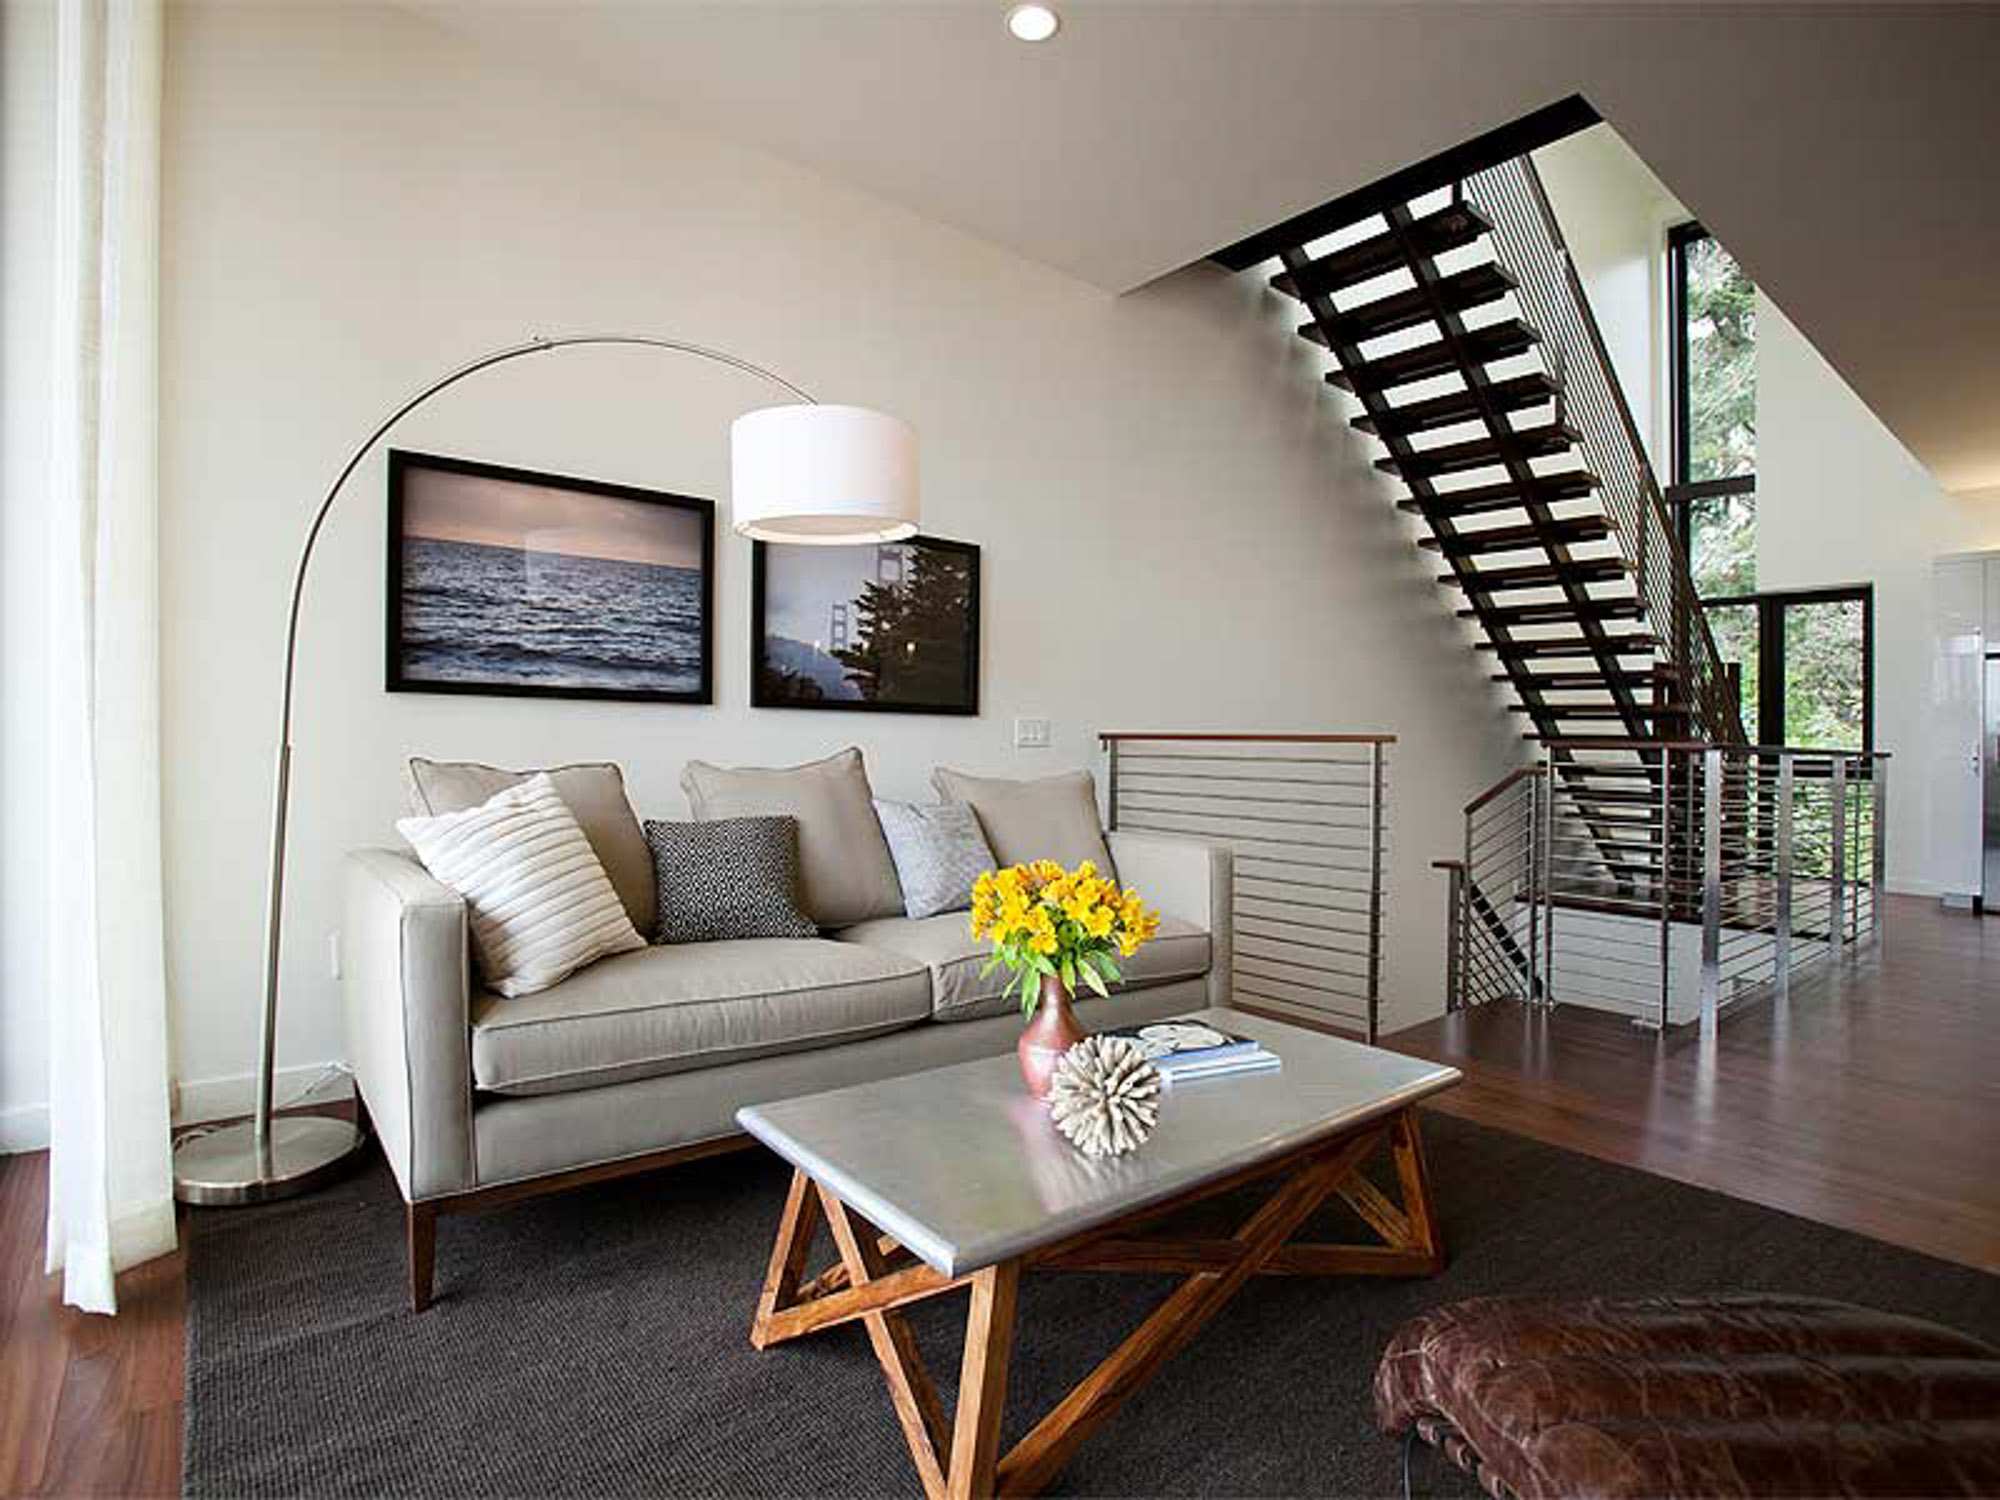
[397,772,645,997]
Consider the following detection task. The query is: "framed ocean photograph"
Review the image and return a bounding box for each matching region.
[752,536,979,714]
[387,450,713,704]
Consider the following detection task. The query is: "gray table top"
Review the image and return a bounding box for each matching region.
[736,1007,1461,1277]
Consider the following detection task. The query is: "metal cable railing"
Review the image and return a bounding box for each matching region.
[1437,768,1544,1012]
[1102,733,1390,1041]
[1464,156,1747,747]
[1443,745,1887,1029]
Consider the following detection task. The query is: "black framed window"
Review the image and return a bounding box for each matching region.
[1667,226,1869,751]
[1669,222,1757,491]
[1668,222,1759,598]
[1701,587,1873,753]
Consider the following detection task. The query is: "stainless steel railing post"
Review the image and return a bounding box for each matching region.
[1657,747,1673,1028]
[1525,764,1541,1005]
[1831,755,1849,952]
[1366,741,1386,1044]
[1700,746,1723,1036]
[1775,751,1794,1002]
[1871,755,1888,944]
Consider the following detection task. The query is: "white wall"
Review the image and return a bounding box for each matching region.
[147,1,1514,1120]
[1,0,56,1151]
[1757,300,2000,892]
[1533,129,1679,470]
[1538,125,1997,895]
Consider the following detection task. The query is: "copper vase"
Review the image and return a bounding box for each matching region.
[1018,973,1087,1099]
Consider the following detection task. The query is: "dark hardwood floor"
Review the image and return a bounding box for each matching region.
[1,893,1994,1495]
[1382,894,2000,1276]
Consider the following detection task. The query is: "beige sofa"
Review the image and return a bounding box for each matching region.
[342,813,1232,1310]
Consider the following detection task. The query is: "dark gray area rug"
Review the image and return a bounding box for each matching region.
[184,1113,2000,1498]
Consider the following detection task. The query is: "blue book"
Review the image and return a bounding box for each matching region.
[1156,1051,1282,1085]
[1098,1020,1275,1078]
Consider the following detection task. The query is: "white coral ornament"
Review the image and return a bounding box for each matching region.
[1048,1036,1162,1158]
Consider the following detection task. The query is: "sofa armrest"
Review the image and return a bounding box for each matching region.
[342,849,475,1201]
[1107,830,1233,1006]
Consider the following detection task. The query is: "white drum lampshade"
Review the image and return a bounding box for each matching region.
[730,403,919,544]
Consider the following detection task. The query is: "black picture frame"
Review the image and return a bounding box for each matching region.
[386,448,714,705]
[751,535,980,715]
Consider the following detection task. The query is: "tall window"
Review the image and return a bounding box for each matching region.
[1667,223,1871,751]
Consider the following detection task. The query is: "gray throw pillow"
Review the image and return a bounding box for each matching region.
[931,766,1117,879]
[874,800,996,920]
[644,817,818,944]
[680,747,904,928]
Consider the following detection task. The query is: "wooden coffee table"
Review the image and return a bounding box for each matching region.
[737,1007,1460,1499]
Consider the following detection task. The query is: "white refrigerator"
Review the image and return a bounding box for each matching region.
[1933,552,1998,907]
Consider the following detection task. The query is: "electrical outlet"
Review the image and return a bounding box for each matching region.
[1014,716,1051,749]
[328,931,342,981]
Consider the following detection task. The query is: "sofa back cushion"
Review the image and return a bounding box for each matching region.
[873,800,994,920]
[406,758,655,937]
[681,747,903,928]
[644,817,818,944]
[396,773,645,997]
[931,766,1117,878]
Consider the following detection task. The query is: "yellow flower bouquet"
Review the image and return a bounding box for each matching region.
[970,859,1161,1016]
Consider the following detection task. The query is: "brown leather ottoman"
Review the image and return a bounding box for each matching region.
[1375,1293,2000,1498]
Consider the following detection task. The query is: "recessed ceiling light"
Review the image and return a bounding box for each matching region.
[1006,4,1060,42]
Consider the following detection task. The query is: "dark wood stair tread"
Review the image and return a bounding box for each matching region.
[1496,666,1682,686]
[1459,598,1644,625]
[1356,373,1556,438]
[1379,422,1580,479]
[1419,515,1611,555]
[1268,202,1491,301]
[1400,472,1603,520]
[1510,703,1685,720]
[1319,320,1540,388]
[1475,633,1659,656]
[1302,264,1517,346]
[1442,558,1632,590]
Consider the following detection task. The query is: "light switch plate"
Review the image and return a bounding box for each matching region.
[1014,716,1051,749]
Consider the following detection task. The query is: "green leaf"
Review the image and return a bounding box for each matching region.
[1060,956,1075,991]
[1081,964,1110,999]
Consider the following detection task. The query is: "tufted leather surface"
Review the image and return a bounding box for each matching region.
[1375,1293,2000,1498]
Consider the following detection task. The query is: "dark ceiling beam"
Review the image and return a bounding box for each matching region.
[1208,94,1601,271]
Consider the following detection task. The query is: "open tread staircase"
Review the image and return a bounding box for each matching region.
[1262,178,1732,778]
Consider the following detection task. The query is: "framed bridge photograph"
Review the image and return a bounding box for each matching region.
[386,449,714,704]
[751,535,980,714]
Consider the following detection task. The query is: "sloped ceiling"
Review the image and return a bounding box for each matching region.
[407,1,2000,492]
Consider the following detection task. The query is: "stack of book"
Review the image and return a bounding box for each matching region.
[1099,1020,1280,1084]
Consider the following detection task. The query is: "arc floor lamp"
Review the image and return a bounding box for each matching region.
[172,333,919,1205]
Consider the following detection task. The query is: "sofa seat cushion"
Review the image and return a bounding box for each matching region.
[470,939,932,1097]
[834,912,1210,1023]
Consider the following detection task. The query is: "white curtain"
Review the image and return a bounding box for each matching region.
[44,0,175,1315]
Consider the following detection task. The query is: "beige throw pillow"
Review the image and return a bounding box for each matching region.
[397,773,645,997]
[680,747,903,928]
[405,758,654,937]
[931,767,1117,878]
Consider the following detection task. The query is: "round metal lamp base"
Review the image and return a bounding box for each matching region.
[173,1116,368,1207]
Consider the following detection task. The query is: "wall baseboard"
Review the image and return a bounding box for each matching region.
[1,1102,50,1154]
[3,1061,352,1158]
[174,1060,351,1127]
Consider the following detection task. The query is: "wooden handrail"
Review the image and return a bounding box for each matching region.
[1098,732,1397,745]
[1464,765,1544,816]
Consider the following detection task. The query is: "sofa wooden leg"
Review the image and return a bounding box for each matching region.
[408,1202,438,1313]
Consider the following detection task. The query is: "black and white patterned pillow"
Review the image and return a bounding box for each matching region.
[644,816,819,944]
